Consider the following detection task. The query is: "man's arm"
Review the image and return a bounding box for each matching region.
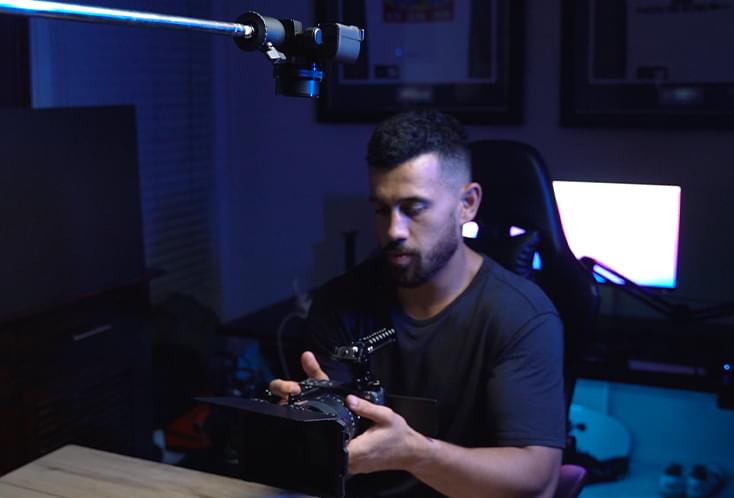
[346,395,562,498]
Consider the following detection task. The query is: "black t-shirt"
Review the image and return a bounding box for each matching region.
[305,254,566,497]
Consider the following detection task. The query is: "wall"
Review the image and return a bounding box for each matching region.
[214,1,734,321]
[213,1,375,320]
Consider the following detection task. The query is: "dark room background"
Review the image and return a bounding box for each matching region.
[26,0,734,323]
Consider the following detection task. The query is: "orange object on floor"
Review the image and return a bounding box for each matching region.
[164,403,211,451]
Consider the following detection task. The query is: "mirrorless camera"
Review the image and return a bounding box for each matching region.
[201,327,398,498]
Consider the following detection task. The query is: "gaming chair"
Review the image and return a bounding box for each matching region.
[467,140,600,498]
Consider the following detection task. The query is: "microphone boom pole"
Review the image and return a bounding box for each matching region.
[0,0,254,38]
[0,0,365,98]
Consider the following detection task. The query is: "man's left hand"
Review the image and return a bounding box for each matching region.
[345,394,431,475]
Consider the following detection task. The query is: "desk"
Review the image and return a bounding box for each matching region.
[579,315,732,396]
[0,445,312,498]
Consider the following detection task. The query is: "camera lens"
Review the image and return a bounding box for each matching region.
[294,393,357,440]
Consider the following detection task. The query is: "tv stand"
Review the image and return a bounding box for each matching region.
[0,279,153,475]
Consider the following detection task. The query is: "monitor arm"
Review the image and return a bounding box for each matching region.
[580,257,734,323]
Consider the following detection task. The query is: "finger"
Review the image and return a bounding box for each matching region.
[346,395,393,425]
[269,378,301,399]
[301,351,329,380]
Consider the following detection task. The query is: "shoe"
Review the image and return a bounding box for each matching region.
[659,463,686,498]
[686,464,725,498]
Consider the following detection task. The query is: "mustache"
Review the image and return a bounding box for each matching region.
[381,240,415,254]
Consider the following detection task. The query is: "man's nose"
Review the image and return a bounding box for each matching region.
[387,210,409,241]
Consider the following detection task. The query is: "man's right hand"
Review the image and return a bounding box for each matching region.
[268,351,329,401]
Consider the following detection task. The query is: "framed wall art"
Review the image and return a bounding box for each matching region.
[561,0,734,128]
[316,0,524,124]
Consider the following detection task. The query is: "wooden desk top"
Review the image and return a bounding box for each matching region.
[0,445,311,498]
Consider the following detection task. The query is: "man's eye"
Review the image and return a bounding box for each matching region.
[404,204,426,217]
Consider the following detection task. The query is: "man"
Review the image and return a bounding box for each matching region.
[271,110,566,497]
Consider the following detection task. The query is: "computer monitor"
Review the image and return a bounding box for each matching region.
[552,181,681,289]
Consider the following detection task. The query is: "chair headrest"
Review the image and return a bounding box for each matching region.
[469,139,570,254]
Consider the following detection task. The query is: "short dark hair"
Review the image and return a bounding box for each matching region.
[366,109,470,180]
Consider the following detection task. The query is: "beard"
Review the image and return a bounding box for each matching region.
[381,221,460,288]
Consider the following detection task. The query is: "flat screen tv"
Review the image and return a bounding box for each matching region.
[552,180,681,289]
[0,106,145,320]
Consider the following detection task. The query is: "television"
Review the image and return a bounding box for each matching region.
[552,181,681,289]
[0,106,145,320]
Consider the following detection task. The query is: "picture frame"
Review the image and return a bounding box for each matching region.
[0,14,31,108]
[315,0,524,124]
[561,0,734,128]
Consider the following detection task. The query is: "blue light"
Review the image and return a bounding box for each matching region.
[592,264,625,285]
[532,252,542,270]
[724,363,732,372]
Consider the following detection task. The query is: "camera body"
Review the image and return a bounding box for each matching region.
[290,376,385,440]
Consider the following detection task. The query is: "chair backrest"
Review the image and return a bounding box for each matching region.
[467,139,600,409]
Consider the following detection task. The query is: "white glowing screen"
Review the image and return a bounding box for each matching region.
[552,181,681,288]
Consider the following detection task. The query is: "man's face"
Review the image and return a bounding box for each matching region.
[368,152,464,287]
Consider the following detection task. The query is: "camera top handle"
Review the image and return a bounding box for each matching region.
[332,327,396,391]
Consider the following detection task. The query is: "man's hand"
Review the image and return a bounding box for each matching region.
[345,394,430,475]
[268,351,329,401]
[347,393,561,498]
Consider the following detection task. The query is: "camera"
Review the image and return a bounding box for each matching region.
[201,327,398,498]
[286,327,396,440]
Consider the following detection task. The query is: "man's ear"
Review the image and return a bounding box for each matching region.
[459,182,482,224]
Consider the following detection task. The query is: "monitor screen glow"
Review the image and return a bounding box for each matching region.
[552,181,681,288]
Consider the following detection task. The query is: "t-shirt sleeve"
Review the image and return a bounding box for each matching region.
[485,311,567,448]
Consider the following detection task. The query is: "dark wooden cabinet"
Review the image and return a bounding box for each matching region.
[0,283,153,475]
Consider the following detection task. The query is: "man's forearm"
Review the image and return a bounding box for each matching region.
[406,438,561,498]
[345,395,562,498]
